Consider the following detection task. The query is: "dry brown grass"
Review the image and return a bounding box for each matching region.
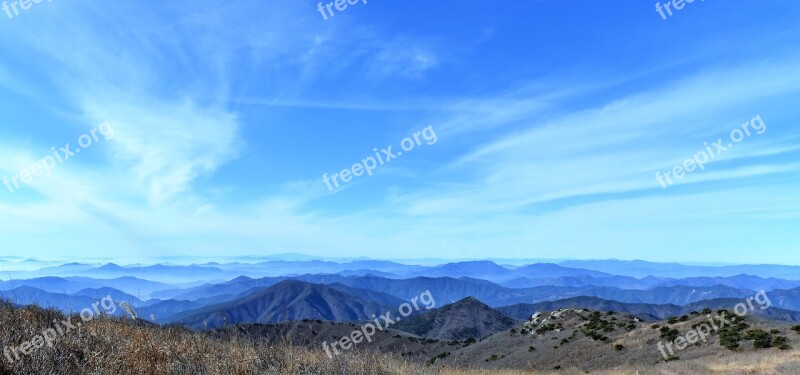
[0,301,430,375]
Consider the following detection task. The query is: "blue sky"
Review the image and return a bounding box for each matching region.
[0,0,798,264]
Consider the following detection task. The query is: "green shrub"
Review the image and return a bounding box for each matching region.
[773,335,790,350]
[660,327,679,342]
[719,324,745,350]
[743,329,773,349]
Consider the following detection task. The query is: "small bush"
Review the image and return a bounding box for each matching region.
[773,336,790,350]
[660,327,680,342]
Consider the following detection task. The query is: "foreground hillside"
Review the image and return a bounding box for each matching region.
[0,300,436,375]
[3,299,800,374]
[433,308,800,373]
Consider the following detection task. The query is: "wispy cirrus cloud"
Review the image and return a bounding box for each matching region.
[0,0,798,265]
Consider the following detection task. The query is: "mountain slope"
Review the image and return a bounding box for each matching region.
[393,297,519,340]
[175,280,393,329]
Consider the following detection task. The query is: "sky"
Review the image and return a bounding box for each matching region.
[0,0,798,264]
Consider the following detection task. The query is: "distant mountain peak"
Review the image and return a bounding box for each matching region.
[96,263,125,271]
[393,296,519,340]
[453,296,484,305]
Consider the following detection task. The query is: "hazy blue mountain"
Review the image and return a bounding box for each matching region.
[325,282,406,306]
[71,288,141,304]
[334,277,758,307]
[175,281,394,329]
[200,260,423,279]
[563,285,757,305]
[32,262,98,275]
[164,276,285,301]
[500,275,656,289]
[763,287,800,311]
[64,277,172,296]
[416,261,515,280]
[83,263,233,283]
[150,273,764,309]
[559,260,800,279]
[512,263,610,279]
[7,259,798,323]
[653,275,800,291]
[0,286,127,317]
[340,260,426,275]
[138,299,203,323]
[335,269,400,278]
[0,276,82,293]
[500,274,800,292]
[6,263,232,283]
[332,276,516,305]
[0,276,183,298]
[155,274,354,301]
